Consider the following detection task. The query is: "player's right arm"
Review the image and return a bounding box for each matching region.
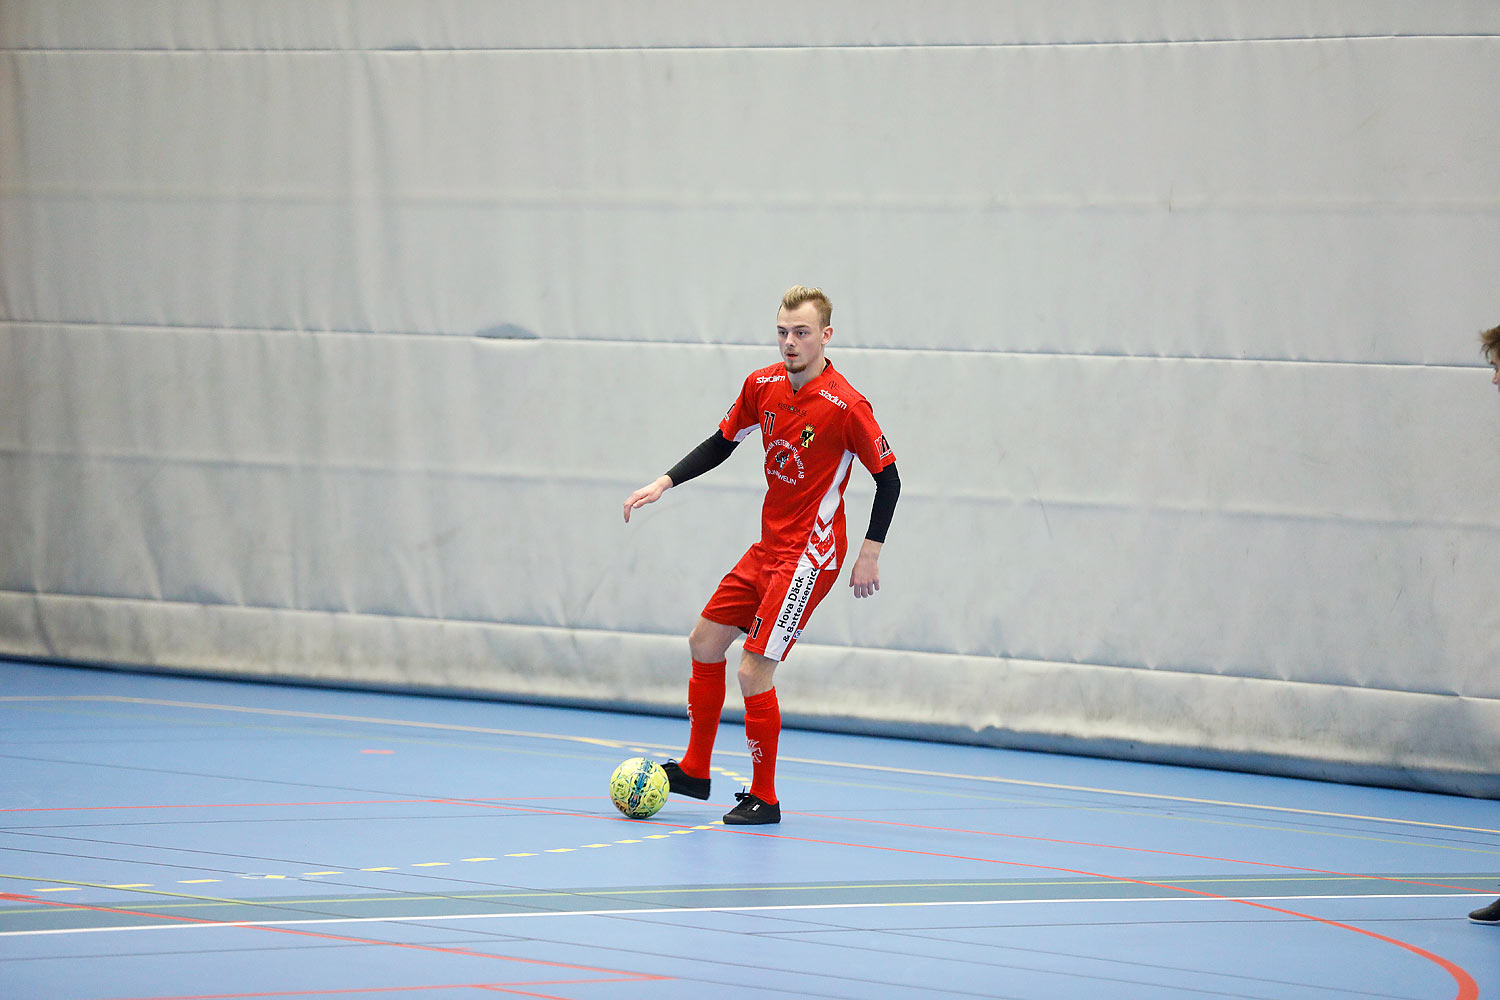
[622,474,673,523]
[625,372,761,523]
[622,431,740,523]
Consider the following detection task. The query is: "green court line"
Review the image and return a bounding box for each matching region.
[6,892,1496,942]
[6,871,1497,920]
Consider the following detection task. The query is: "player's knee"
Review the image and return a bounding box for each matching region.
[688,621,731,662]
[737,655,776,696]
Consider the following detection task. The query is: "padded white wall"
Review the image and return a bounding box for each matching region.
[3,1,1499,794]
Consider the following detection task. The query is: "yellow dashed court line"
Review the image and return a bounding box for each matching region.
[9,807,720,896]
[6,821,726,899]
[16,824,719,894]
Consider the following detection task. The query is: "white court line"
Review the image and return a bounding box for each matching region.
[0,893,1487,938]
[0,695,626,748]
[5,695,1497,835]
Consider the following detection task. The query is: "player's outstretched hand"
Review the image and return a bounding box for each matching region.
[849,544,881,599]
[623,475,672,523]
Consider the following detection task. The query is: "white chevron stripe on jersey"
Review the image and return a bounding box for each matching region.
[796,449,855,571]
[806,516,836,569]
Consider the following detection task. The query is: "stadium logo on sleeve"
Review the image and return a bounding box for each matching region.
[762,410,777,437]
[800,424,816,448]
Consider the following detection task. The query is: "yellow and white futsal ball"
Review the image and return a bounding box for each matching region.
[609,757,670,819]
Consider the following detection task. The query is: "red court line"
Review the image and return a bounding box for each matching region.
[99,976,654,1000]
[475,988,599,999]
[475,987,628,1000]
[429,799,692,827]
[794,810,1486,893]
[441,797,1488,895]
[430,799,1482,998]
[0,797,595,815]
[431,799,622,817]
[0,800,434,815]
[709,823,1478,1000]
[0,893,667,988]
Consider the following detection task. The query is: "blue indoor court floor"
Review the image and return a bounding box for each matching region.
[2,659,1498,1000]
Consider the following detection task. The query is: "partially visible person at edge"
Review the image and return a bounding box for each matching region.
[1469,319,1500,926]
[621,285,901,825]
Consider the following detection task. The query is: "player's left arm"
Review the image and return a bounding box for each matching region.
[849,462,900,599]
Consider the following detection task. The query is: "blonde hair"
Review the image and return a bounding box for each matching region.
[781,285,832,328]
[1482,323,1500,363]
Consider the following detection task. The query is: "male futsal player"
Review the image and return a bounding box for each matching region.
[622,285,901,825]
[1469,320,1500,925]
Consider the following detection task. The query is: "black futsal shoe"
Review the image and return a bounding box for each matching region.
[1469,899,1500,924]
[723,790,781,825]
[661,760,711,800]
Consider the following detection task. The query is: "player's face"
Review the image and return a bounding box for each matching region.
[776,302,832,375]
[1491,357,1499,393]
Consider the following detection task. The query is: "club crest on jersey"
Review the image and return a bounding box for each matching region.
[762,410,776,438]
[764,439,806,485]
[800,424,816,448]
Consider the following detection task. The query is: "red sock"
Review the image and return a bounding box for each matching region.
[743,687,781,805]
[678,659,725,778]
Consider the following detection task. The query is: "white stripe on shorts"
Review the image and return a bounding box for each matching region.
[762,557,820,661]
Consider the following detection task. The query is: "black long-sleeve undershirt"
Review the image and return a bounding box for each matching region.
[665,431,739,487]
[665,432,901,544]
[865,463,901,544]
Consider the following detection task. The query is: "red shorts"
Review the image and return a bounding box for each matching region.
[701,542,840,661]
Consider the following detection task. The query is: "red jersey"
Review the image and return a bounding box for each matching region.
[719,359,895,571]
